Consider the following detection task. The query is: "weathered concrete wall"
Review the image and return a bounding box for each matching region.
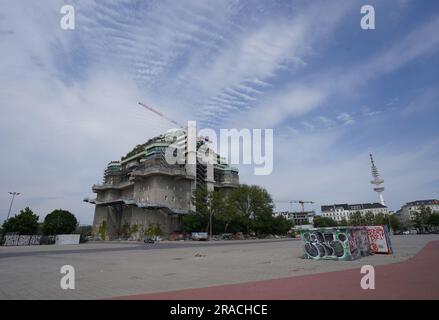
[133,175,192,211]
[96,189,121,202]
[92,205,123,240]
[92,205,182,240]
[92,205,108,237]
[121,186,133,199]
[93,173,191,241]
[206,163,214,192]
[129,207,181,238]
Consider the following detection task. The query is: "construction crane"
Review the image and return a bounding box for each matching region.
[275,200,314,212]
[138,101,211,143]
[292,200,314,212]
[138,102,185,129]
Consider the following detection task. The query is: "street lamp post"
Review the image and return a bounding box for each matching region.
[7,192,20,220]
[387,212,393,235]
[209,210,212,241]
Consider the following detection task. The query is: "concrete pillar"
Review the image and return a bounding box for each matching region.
[206,162,214,192]
[185,120,197,178]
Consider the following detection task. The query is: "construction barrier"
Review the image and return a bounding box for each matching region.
[301,225,394,260]
[55,234,80,245]
[301,227,371,261]
[366,225,393,254]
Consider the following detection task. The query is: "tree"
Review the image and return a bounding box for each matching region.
[183,186,228,234]
[187,186,225,234]
[349,211,364,226]
[206,188,228,234]
[388,214,402,231]
[182,184,290,236]
[1,207,39,235]
[227,184,276,235]
[191,186,210,218]
[227,185,253,234]
[313,216,338,228]
[338,218,348,226]
[371,212,402,231]
[271,215,294,234]
[42,209,78,235]
[373,213,387,226]
[215,190,241,233]
[413,206,432,230]
[182,213,207,233]
[364,211,375,225]
[428,213,439,227]
[227,184,280,236]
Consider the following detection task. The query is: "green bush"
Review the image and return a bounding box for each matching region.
[129,224,139,236]
[98,221,108,240]
[144,224,162,237]
[42,209,78,235]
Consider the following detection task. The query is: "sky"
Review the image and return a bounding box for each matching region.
[1,0,438,224]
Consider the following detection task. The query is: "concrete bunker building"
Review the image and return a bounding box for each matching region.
[84,129,239,240]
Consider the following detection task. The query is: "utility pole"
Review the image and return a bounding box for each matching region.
[7,192,20,220]
[208,193,213,241]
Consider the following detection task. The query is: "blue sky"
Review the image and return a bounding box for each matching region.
[1,0,438,223]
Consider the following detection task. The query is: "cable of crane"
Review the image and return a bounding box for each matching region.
[138,101,212,143]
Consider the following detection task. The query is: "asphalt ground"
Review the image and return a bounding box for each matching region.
[0,235,437,299]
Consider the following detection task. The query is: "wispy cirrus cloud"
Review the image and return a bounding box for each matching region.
[337,113,355,125]
[239,13,439,129]
[1,0,438,223]
[400,85,439,116]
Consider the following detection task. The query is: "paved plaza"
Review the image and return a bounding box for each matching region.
[0,235,438,299]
